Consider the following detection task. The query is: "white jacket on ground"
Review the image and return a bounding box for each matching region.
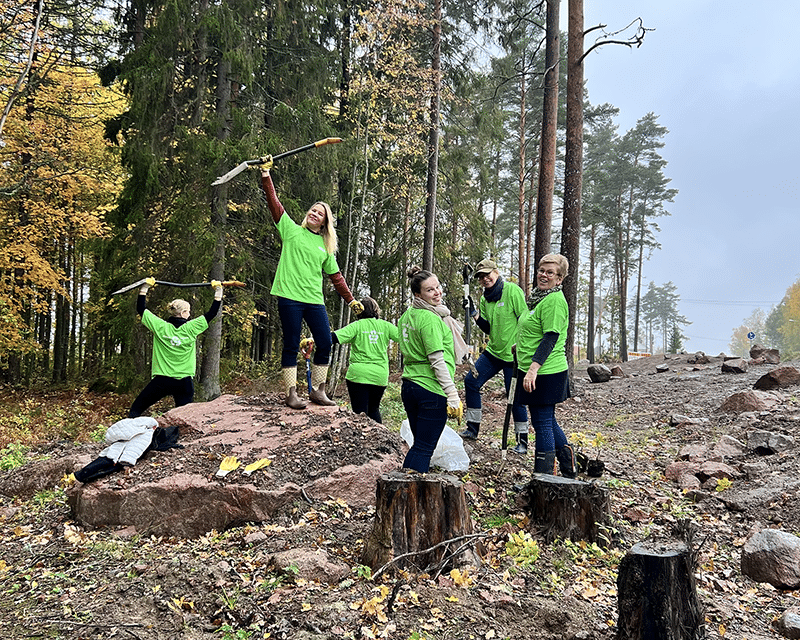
[99,417,158,466]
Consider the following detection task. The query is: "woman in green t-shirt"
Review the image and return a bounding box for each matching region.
[514,253,576,477]
[397,267,464,473]
[259,159,363,410]
[332,297,399,423]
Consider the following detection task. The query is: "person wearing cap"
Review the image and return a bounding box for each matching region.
[460,258,529,453]
[332,296,399,423]
[258,157,364,409]
[128,277,223,418]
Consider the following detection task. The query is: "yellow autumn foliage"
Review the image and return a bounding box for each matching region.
[0,61,126,356]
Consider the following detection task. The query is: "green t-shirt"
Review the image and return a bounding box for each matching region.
[141,310,209,379]
[270,214,340,304]
[479,280,528,362]
[335,318,400,386]
[398,307,455,397]
[515,291,568,376]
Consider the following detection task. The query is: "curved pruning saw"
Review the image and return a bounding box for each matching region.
[211,137,343,186]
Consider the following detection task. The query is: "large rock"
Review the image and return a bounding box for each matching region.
[717,390,781,413]
[587,364,612,383]
[41,394,407,537]
[722,358,748,374]
[754,366,800,391]
[750,343,781,364]
[741,528,800,589]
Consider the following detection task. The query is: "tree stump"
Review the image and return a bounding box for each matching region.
[616,541,705,640]
[360,471,482,574]
[516,475,610,543]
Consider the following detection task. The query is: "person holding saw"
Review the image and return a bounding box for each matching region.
[258,156,363,409]
[460,258,529,453]
[397,267,464,473]
[332,296,399,423]
[128,278,223,418]
[514,253,576,477]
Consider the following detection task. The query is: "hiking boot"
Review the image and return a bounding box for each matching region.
[511,433,528,455]
[534,450,557,475]
[556,444,577,478]
[459,422,479,440]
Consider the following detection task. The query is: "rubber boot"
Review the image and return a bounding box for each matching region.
[309,365,336,406]
[556,444,577,479]
[511,432,528,455]
[282,367,307,410]
[459,421,479,440]
[534,450,557,475]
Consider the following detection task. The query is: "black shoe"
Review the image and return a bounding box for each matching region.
[511,433,528,455]
[458,423,479,440]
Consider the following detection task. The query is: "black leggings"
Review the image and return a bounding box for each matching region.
[128,375,194,417]
[346,380,387,423]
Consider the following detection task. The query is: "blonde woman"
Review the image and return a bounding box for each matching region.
[259,158,363,409]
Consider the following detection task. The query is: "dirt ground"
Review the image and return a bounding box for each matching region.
[3,353,800,639]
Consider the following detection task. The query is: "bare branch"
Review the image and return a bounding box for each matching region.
[0,0,46,138]
[578,17,653,65]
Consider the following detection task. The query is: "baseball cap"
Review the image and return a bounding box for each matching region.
[474,259,498,277]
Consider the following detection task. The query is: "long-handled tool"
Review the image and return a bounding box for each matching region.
[497,359,519,476]
[112,279,246,296]
[300,338,314,394]
[211,137,343,186]
[461,263,478,377]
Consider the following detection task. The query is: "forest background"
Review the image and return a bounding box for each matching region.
[2,0,799,400]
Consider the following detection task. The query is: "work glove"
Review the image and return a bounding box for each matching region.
[211,279,223,300]
[215,455,240,478]
[349,299,364,315]
[447,400,464,426]
[299,337,314,353]
[254,155,274,173]
[242,458,272,476]
[140,276,156,294]
[462,295,477,317]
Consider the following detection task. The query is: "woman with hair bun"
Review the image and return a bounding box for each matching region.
[128,278,223,418]
[332,296,399,423]
[258,157,363,409]
[397,267,464,473]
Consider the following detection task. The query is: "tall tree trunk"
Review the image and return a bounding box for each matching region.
[422,0,442,272]
[517,65,527,293]
[587,224,596,363]
[200,55,231,401]
[560,0,584,369]
[534,0,559,271]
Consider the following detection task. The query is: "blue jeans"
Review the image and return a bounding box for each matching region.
[527,403,568,453]
[464,351,528,423]
[401,379,447,473]
[277,297,333,368]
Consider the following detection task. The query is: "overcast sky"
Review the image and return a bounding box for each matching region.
[568,0,800,354]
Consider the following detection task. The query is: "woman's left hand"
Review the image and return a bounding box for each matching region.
[523,363,540,392]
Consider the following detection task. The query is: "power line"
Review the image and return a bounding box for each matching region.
[681,299,780,306]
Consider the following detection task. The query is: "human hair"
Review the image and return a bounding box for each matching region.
[407,266,435,295]
[301,201,338,254]
[168,299,191,317]
[539,253,569,278]
[359,296,381,319]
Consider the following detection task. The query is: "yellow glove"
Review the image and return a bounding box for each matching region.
[350,299,364,315]
[447,401,464,425]
[254,155,273,172]
[215,455,240,478]
[243,458,272,476]
[140,276,156,294]
[210,280,222,288]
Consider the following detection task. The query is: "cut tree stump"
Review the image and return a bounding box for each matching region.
[517,474,610,542]
[361,471,482,574]
[616,541,705,640]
